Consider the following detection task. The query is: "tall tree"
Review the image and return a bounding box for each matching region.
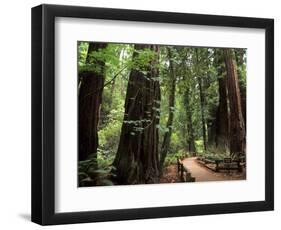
[216,76,229,148]
[180,48,196,154]
[113,44,161,184]
[160,47,176,170]
[207,107,217,146]
[184,88,196,153]
[78,42,107,161]
[223,48,245,157]
[195,49,207,151]
[235,49,246,129]
[214,51,229,148]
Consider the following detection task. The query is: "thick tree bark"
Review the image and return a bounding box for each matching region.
[113,44,161,184]
[211,49,229,149]
[235,49,246,129]
[78,42,107,161]
[160,48,176,170]
[223,49,245,157]
[207,108,217,146]
[240,87,246,130]
[215,76,229,148]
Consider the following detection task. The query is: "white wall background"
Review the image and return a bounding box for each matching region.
[0,0,279,229]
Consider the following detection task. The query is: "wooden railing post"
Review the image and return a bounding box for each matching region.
[215,160,219,172]
[177,158,180,175]
[180,164,184,181]
[237,160,242,172]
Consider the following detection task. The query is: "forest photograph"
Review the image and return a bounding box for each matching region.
[78,41,246,187]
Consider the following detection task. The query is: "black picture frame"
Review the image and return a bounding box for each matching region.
[31,4,274,225]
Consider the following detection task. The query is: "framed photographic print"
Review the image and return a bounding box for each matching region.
[31,4,274,225]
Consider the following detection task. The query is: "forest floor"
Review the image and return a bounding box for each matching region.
[160,164,181,183]
[182,157,246,182]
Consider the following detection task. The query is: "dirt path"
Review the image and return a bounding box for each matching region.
[182,157,245,182]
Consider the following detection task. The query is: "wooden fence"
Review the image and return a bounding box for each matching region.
[177,158,195,182]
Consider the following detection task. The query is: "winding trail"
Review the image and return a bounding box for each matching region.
[182,157,244,182]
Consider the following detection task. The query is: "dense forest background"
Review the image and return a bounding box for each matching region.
[78,42,246,186]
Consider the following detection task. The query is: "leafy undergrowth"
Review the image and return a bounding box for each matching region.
[197,153,227,161]
[78,152,115,187]
[164,150,190,166]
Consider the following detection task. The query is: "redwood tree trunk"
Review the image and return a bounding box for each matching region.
[215,76,229,148]
[160,47,176,170]
[223,48,245,157]
[78,42,107,161]
[207,108,217,146]
[113,44,161,184]
[235,49,246,129]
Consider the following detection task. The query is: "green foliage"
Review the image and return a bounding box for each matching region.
[77,42,247,181]
[169,132,183,154]
[197,152,227,162]
[97,148,116,168]
[199,153,225,161]
[133,48,157,69]
[196,144,231,161]
[195,140,204,153]
[78,41,89,66]
[78,153,115,186]
[164,150,190,166]
[98,111,123,156]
